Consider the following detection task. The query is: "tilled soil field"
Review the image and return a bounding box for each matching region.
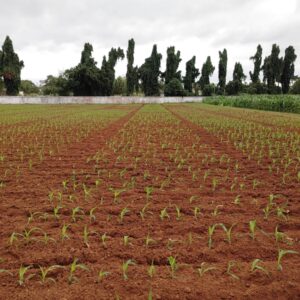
[0,104,299,299]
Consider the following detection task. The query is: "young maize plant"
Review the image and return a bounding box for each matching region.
[101,233,108,248]
[109,188,126,203]
[145,234,156,248]
[147,260,156,278]
[208,224,218,249]
[122,259,135,280]
[97,269,109,282]
[83,225,90,247]
[263,202,273,220]
[160,207,170,221]
[233,195,241,205]
[27,211,42,225]
[276,205,289,221]
[212,178,218,191]
[250,259,269,275]
[123,235,131,247]
[119,207,130,223]
[18,265,34,286]
[167,256,178,278]
[212,205,222,217]
[252,179,259,189]
[53,205,63,220]
[148,288,153,300]
[219,223,235,244]
[274,225,285,243]
[10,227,44,245]
[193,206,202,219]
[42,232,56,244]
[68,258,89,284]
[140,203,151,221]
[197,262,217,277]
[174,205,182,220]
[62,180,68,190]
[249,220,257,240]
[277,249,299,271]
[38,265,62,284]
[145,186,154,201]
[189,195,197,204]
[89,207,97,223]
[226,261,239,280]
[71,207,84,222]
[61,224,71,241]
[83,184,92,201]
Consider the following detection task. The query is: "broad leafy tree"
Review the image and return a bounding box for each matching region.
[218,49,227,94]
[233,62,246,83]
[199,56,215,90]
[68,43,101,96]
[20,80,39,95]
[139,45,162,96]
[249,44,263,83]
[0,36,24,95]
[41,73,71,96]
[183,56,199,94]
[281,46,297,94]
[113,76,126,95]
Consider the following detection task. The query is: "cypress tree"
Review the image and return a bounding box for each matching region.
[218,49,227,94]
[100,47,124,96]
[126,38,136,95]
[139,45,162,96]
[262,44,283,93]
[0,36,24,95]
[183,56,199,94]
[199,56,215,90]
[249,44,263,83]
[281,46,297,94]
[164,46,181,84]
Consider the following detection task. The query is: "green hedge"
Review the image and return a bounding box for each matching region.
[203,95,300,113]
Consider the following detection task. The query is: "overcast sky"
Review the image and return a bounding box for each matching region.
[0,0,299,84]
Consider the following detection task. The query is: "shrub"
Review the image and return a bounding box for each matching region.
[290,79,300,94]
[202,84,215,96]
[164,78,185,96]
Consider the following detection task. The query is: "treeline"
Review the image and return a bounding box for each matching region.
[0,36,299,96]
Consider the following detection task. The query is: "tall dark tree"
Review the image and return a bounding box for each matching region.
[139,45,162,96]
[249,44,263,83]
[262,44,283,93]
[199,56,215,90]
[100,47,124,96]
[164,46,181,84]
[218,49,227,93]
[126,38,136,95]
[0,36,24,95]
[281,46,297,94]
[233,62,246,83]
[68,43,101,96]
[183,56,199,94]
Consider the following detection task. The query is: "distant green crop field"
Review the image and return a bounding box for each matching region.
[203,95,300,113]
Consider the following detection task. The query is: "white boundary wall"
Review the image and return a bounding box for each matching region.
[0,96,203,104]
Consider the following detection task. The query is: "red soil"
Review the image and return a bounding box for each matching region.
[0,104,299,300]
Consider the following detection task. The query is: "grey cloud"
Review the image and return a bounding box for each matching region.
[0,0,299,81]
